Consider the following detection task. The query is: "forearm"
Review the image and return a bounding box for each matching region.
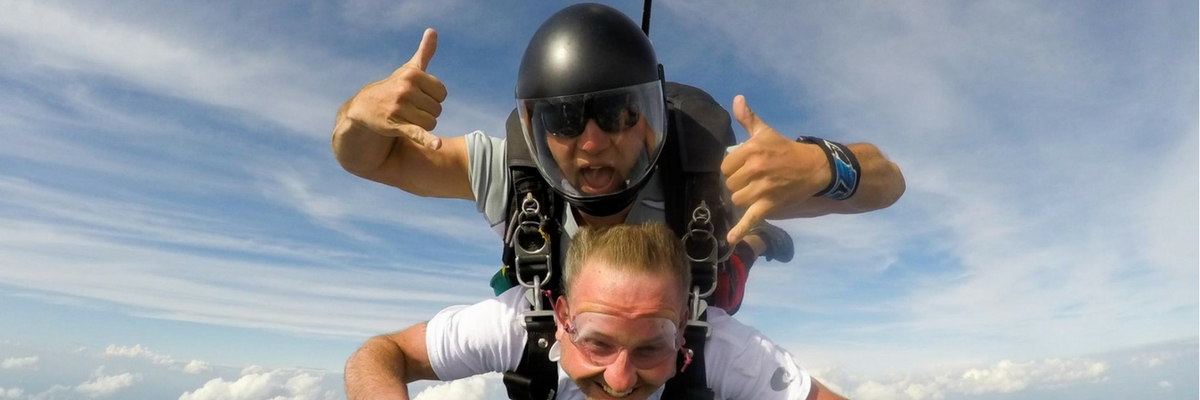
[772,142,904,218]
[840,142,904,212]
[345,329,435,400]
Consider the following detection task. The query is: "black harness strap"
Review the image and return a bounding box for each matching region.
[502,109,563,400]
[663,313,715,400]
[659,82,734,400]
[503,289,558,400]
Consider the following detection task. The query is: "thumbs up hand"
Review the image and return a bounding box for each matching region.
[343,28,449,149]
[721,95,831,245]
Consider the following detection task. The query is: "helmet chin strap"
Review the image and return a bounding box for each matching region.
[568,190,638,218]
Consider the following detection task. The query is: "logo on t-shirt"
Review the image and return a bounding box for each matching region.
[770,367,794,391]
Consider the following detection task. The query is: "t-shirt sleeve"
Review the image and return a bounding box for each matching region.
[463,130,511,236]
[703,309,813,400]
[425,288,528,380]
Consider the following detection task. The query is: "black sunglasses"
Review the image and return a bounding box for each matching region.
[535,94,642,138]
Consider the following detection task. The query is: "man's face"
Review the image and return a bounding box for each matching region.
[556,259,685,400]
[546,118,653,196]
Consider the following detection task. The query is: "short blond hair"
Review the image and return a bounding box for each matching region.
[562,222,689,304]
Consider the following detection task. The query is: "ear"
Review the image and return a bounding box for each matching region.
[553,297,569,327]
[553,297,570,341]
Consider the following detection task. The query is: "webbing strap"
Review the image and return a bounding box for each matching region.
[503,109,562,400]
[662,312,715,400]
[504,305,558,400]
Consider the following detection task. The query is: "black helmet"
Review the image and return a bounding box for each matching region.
[515,3,667,217]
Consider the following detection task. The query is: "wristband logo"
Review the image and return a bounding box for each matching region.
[823,139,858,200]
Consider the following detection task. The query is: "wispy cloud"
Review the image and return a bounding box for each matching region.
[1,225,492,337]
[1,356,38,370]
[662,0,1198,368]
[0,1,342,137]
[19,371,143,400]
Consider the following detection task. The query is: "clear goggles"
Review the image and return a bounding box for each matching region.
[550,296,692,370]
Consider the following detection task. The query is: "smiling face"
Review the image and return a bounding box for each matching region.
[555,258,685,400]
[545,118,652,196]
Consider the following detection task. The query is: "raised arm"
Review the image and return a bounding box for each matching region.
[722,95,905,243]
[344,323,437,400]
[331,28,473,200]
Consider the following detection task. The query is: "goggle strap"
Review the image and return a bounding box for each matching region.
[679,347,694,373]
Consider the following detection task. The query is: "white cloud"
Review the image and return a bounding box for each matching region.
[413,375,495,400]
[179,368,338,400]
[0,387,24,400]
[1158,381,1173,390]
[1,356,38,369]
[74,373,143,398]
[103,344,176,366]
[184,360,213,374]
[849,357,1108,400]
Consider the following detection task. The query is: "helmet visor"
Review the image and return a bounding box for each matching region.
[517,81,667,199]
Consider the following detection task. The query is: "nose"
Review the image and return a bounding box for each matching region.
[576,120,610,154]
[602,350,638,394]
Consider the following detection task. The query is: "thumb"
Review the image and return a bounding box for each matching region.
[406,28,438,71]
[733,95,766,139]
[397,124,443,150]
[727,201,768,246]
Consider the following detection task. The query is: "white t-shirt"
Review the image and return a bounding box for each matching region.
[425,287,814,400]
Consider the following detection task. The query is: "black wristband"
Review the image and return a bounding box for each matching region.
[797,136,861,200]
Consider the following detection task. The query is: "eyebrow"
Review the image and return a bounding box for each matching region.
[582,330,671,348]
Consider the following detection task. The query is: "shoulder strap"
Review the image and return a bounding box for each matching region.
[660,82,735,301]
[502,108,564,400]
[661,310,715,400]
[659,82,737,400]
[503,289,559,400]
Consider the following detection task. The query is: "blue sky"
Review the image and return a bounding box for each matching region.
[0,1,1196,399]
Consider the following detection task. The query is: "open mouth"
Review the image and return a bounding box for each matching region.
[579,166,618,194]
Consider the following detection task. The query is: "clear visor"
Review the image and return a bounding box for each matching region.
[516,81,667,200]
[556,311,683,369]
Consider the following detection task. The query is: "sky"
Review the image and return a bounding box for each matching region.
[0,1,1196,399]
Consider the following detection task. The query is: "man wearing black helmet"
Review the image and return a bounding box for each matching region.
[332,4,904,307]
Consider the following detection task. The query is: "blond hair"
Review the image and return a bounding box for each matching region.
[562,222,689,303]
